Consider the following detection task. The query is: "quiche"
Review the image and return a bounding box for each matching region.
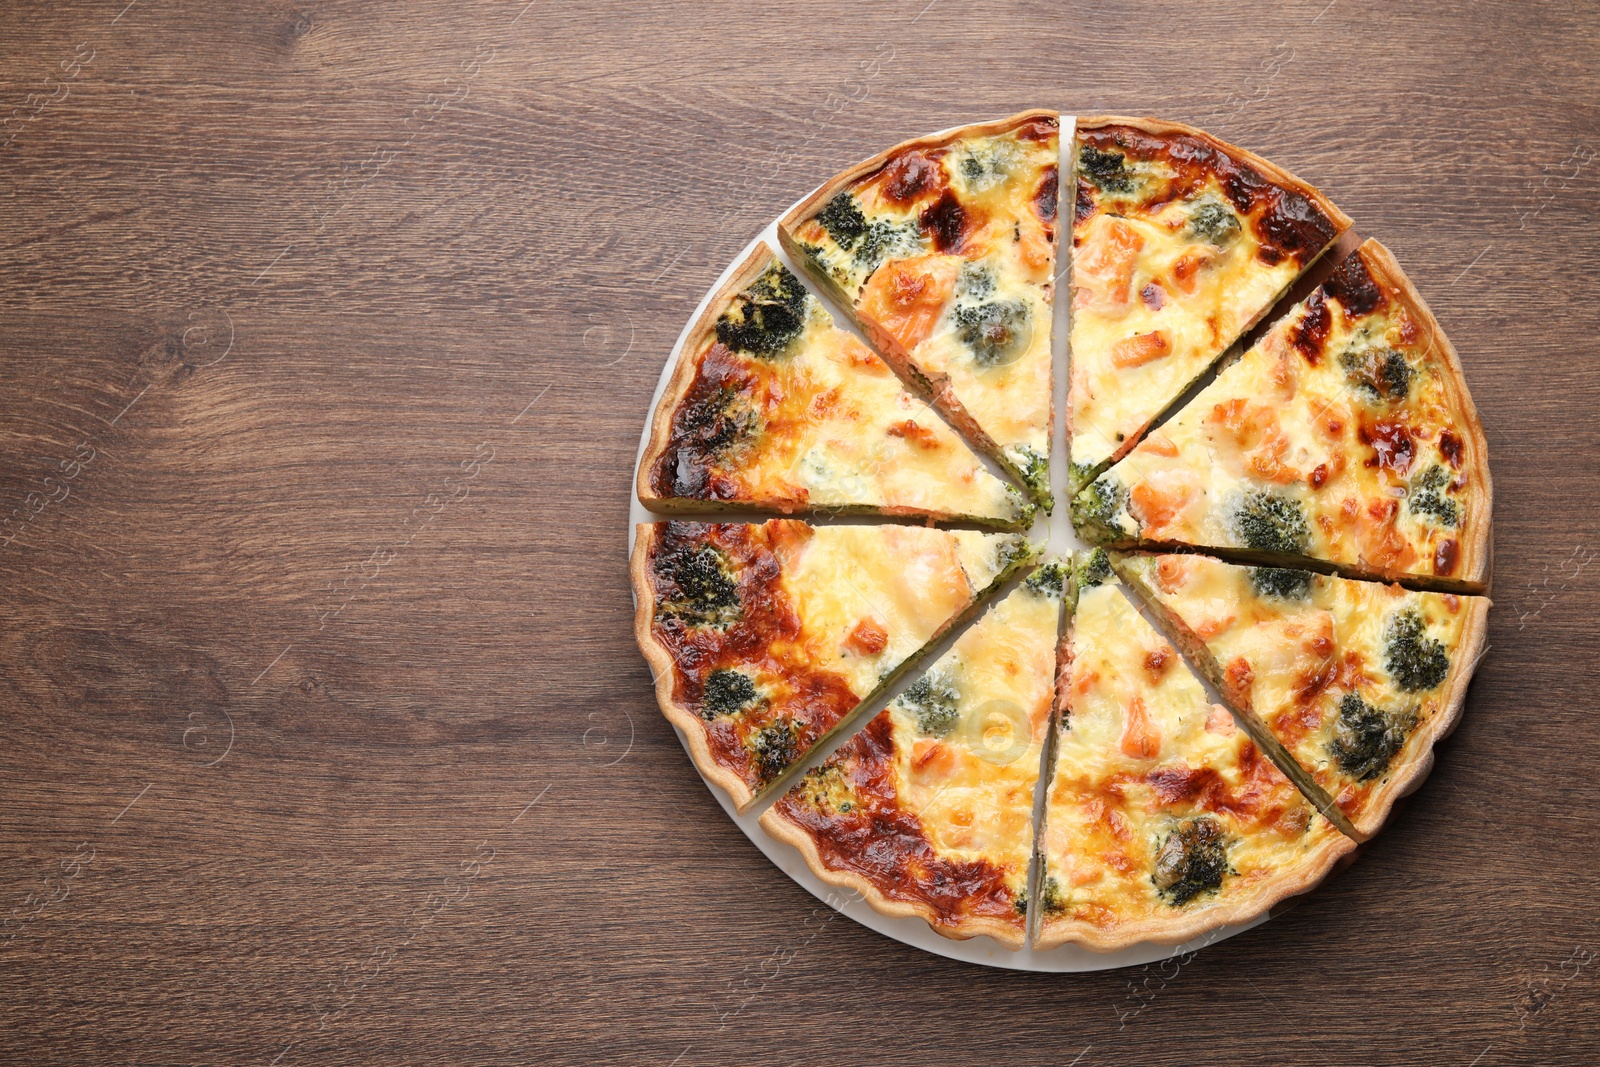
[1073,240,1491,592]
[778,111,1060,505]
[639,245,1032,528]
[1067,116,1351,492]
[632,520,1035,811]
[1115,551,1490,839]
[1036,551,1354,950]
[761,560,1065,948]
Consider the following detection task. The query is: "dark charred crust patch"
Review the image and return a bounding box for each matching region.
[1434,539,1459,576]
[1015,116,1059,143]
[919,189,969,253]
[1360,418,1417,475]
[881,149,943,204]
[1035,165,1059,223]
[772,713,1021,925]
[1438,430,1464,469]
[1254,193,1340,266]
[1074,178,1097,226]
[650,345,758,499]
[1323,251,1386,317]
[1289,291,1332,363]
[1079,124,1338,266]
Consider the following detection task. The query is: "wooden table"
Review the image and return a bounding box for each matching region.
[3,1,1597,1063]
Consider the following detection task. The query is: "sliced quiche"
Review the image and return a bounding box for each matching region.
[1115,551,1490,839]
[632,520,1036,811]
[779,111,1060,505]
[762,560,1064,948]
[1073,240,1491,592]
[639,245,1032,528]
[1036,551,1353,950]
[1067,116,1350,492]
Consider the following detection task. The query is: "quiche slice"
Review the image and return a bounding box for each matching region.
[632,520,1037,811]
[1073,241,1491,592]
[1036,551,1353,951]
[761,560,1065,948]
[1115,551,1490,840]
[639,245,1032,528]
[1067,117,1351,493]
[778,111,1060,506]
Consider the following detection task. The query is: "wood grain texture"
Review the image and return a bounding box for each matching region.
[2,1,1598,1063]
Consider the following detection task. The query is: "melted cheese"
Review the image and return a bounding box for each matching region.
[786,121,1058,498]
[1067,137,1330,488]
[1079,243,1482,585]
[1116,552,1483,835]
[650,249,1028,525]
[776,524,1019,699]
[886,569,1061,876]
[1038,567,1347,946]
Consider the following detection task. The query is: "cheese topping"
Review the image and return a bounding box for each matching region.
[1038,558,1348,945]
[763,561,1064,943]
[1116,552,1484,835]
[783,114,1059,501]
[645,521,1031,808]
[1075,242,1485,588]
[1067,121,1346,490]
[644,250,1030,526]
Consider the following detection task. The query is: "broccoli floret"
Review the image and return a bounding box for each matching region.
[994,534,1035,575]
[1250,566,1313,600]
[1067,460,1100,493]
[958,261,995,299]
[1075,548,1112,589]
[954,300,1031,367]
[901,674,960,736]
[954,143,1017,193]
[1188,198,1241,243]
[676,384,752,456]
[701,669,758,719]
[1010,445,1049,502]
[853,219,920,272]
[1329,692,1416,781]
[815,193,867,250]
[1023,561,1068,598]
[1384,610,1450,691]
[1071,476,1128,538]
[1340,344,1413,403]
[751,722,799,784]
[1078,145,1133,193]
[1001,484,1036,527]
[797,241,852,290]
[1152,818,1230,906]
[1231,490,1310,555]
[1038,874,1065,914]
[1408,465,1460,527]
[715,262,809,357]
[656,544,741,629]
